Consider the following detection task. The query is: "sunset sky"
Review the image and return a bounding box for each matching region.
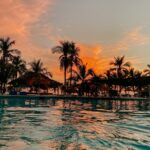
[0,0,150,81]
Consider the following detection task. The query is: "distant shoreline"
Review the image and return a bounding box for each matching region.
[0,95,149,101]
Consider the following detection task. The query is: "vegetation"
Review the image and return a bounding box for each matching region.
[12,56,26,79]
[52,41,82,93]
[0,37,21,93]
[0,37,150,97]
[29,59,52,77]
[52,41,72,90]
[144,64,150,76]
[0,37,20,63]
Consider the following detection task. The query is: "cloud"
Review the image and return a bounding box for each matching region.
[43,26,150,79]
[109,27,150,51]
[75,27,150,74]
[0,0,51,36]
[0,1,149,82]
[77,43,110,74]
[0,0,53,58]
[0,0,63,80]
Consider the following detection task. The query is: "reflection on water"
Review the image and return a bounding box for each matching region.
[0,98,150,150]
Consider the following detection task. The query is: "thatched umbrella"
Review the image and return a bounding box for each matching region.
[9,72,62,91]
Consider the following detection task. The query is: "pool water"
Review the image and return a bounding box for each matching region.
[0,98,150,150]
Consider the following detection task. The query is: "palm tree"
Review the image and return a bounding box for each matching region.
[73,64,93,83]
[133,70,143,78]
[110,56,131,79]
[68,43,82,86]
[144,64,150,76]
[0,37,20,94]
[29,59,52,77]
[124,67,144,95]
[110,56,131,93]
[29,59,52,93]
[104,70,118,93]
[12,56,26,79]
[89,70,103,96]
[128,68,136,78]
[0,37,20,63]
[134,71,143,96]
[72,63,93,95]
[30,59,45,74]
[105,70,117,80]
[52,41,72,91]
[0,59,13,94]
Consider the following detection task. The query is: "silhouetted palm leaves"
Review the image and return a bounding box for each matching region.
[12,56,26,79]
[110,56,131,78]
[52,41,72,88]
[68,42,82,86]
[0,36,149,96]
[0,59,13,93]
[52,41,82,94]
[71,63,93,95]
[144,64,150,76]
[0,37,20,63]
[0,37,21,93]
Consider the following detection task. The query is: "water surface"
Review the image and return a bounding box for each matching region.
[0,98,150,150]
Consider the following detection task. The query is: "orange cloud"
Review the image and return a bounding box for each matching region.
[40,26,150,80]
[0,0,52,36]
[0,0,62,80]
[0,0,53,59]
[0,1,148,82]
[76,27,150,75]
[78,43,110,74]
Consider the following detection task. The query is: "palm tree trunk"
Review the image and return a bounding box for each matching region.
[64,67,66,95]
[70,64,73,87]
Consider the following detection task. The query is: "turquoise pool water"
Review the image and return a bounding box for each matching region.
[0,98,150,150]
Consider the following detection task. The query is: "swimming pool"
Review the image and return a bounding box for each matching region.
[0,98,150,150]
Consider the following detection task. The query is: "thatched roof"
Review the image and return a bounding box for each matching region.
[9,72,62,89]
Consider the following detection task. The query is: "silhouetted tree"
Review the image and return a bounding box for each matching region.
[29,59,52,93]
[12,56,26,79]
[0,59,13,93]
[0,37,20,63]
[144,64,150,76]
[110,56,131,93]
[110,56,130,78]
[89,70,103,96]
[29,59,52,77]
[68,42,82,86]
[72,63,93,95]
[52,41,73,93]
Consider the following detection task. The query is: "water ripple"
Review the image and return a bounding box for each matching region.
[0,99,150,150]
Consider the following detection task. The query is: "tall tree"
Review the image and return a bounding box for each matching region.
[52,41,72,91]
[68,42,82,86]
[0,37,20,94]
[0,59,13,93]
